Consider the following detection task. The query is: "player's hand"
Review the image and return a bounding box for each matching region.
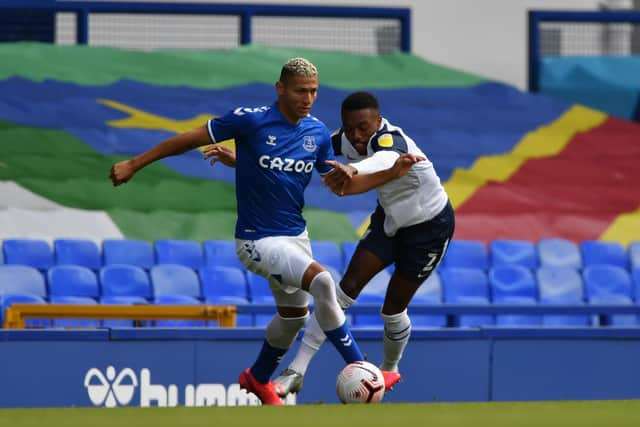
[323,160,357,196]
[203,145,237,168]
[110,160,137,186]
[391,154,425,178]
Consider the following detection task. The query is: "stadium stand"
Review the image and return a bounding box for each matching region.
[2,238,54,270]
[537,238,582,269]
[583,264,635,326]
[154,239,204,270]
[351,269,391,327]
[102,239,155,269]
[440,267,493,327]
[0,265,48,327]
[411,271,447,327]
[99,264,152,300]
[199,265,252,327]
[629,241,640,270]
[489,264,541,326]
[489,240,538,270]
[580,240,628,269]
[310,240,344,273]
[203,240,245,270]
[441,240,489,270]
[246,271,275,328]
[537,266,589,326]
[149,264,201,301]
[54,238,101,270]
[47,265,101,327]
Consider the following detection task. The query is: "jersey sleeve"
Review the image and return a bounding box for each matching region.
[370,132,408,154]
[315,128,335,176]
[207,107,258,143]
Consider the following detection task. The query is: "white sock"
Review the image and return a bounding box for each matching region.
[380,309,411,372]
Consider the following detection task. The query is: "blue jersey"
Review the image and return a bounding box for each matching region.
[207,103,334,239]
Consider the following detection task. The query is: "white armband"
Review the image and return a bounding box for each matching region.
[350,151,399,175]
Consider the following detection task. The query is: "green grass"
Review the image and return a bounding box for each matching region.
[1,401,639,427]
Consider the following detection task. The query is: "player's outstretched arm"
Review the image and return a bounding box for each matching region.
[323,153,425,196]
[202,144,237,168]
[110,125,210,186]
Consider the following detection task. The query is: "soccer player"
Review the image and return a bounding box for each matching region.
[273,91,455,397]
[109,59,387,405]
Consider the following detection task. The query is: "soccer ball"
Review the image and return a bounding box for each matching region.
[336,361,385,404]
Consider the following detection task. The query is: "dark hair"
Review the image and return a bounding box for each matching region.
[341,91,379,112]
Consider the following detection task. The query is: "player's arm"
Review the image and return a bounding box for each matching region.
[324,153,425,196]
[203,144,237,168]
[110,125,210,186]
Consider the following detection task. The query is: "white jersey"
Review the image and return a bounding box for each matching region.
[332,118,448,236]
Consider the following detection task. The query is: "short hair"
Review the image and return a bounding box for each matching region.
[341,91,379,113]
[279,57,318,82]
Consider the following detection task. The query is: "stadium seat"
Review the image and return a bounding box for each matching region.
[54,238,101,270]
[0,294,47,328]
[537,238,582,269]
[199,266,252,327]
[633,267,640,303]
[537,266,589,326]
[2,238,54,270]
[203,240,245,270]
[441,240,489,270]
[100,296,150,328]
[48,265,100,299]
[153,294,205,327]
[149,264,201,300]
[440,267,493,327]
[489,239,538,269]
[489,264,541,326]
[49,296,100,328]
[154,239,204,270]
[629,241,640,270]
[580,240,628,269]
[100,265,152,299]
[411,271,447,327]
[0,265,48,328]
[583,265,635,326]
[311,240,343,273]
[102,239,154,269]
[246,272,275,327]
[341,241,358,272]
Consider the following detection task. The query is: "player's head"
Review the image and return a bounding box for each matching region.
[276,57,319,123]
[341,91,382,155]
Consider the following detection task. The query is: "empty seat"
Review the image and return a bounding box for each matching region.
[0,265,48,328]
[2,239,53,270]
[441,240,489,270]
[490,240,538,269]
[537,238,582,269]
[411,271,447,327]
[49,296,100,328]
[581,240,627,268]
[489,264,541,326]
[628,241,640,270]
[100,265,152,299]
[246,272,275,328]
[155,239,204,270]
[103,239,154,269]
[311,241,343,273]
[149,264,201,300]
[199,266,251,326]
[0,294,47,327]
[54,238,101,270]
[583,265,635,326]
[441,267,493,327]
[100,296,150,328]
[153,295,204,327]
[633,267,640,303]
[537,266,589,326]
[203,240,244,270]
[48,265,100,299]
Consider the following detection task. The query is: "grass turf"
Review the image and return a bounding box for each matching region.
[1,401,639,427]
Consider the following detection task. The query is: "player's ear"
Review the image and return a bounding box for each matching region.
[275,80,285,96]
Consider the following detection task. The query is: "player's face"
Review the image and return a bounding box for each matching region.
[276,75,319,123]
[341,108,381,155]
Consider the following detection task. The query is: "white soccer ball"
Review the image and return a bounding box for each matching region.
[336,361,385,404]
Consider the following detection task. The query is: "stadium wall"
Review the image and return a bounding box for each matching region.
[1,328,639,407]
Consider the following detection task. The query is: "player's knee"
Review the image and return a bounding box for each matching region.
[308,271,345,331]
[381,309,411,341]
[266,313,308,349]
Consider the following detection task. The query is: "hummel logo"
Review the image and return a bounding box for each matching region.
[340,334,352,347]
[266,135,277,146]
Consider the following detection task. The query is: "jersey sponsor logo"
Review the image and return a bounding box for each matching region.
[302,135,317,152]
[233,106,269,116]
[377,134,394,148]
[258,155,314,173]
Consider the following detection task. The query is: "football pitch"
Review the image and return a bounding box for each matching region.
[1,400,639,427]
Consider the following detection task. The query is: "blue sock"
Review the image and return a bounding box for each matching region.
[250,340,287,383]
[324,322,364,363]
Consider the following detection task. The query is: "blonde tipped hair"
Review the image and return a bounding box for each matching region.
[279,57,318,82]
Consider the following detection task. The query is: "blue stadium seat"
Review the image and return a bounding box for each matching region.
[441,240,489,270]
[537,238,582,269]
[489,264,541,326]
[352,269,391,327]
[580,240,628,269]
[629,241,640,270]
[154,239,204,270]
[341,241,358,272]
[102,239,154,269]
[537,266,589,326]
[48,265,100,299]
[311,241,343,273]
[54,238,101,270]
[246,272,275,328]
[49,296,100,328]
[100,296,150,328]
[489,239,538,269]
[203,240,244,270]
[583,265,635,326]
[411,271,447,327]
[0,265,48,328]
[100,265,152,299]
[153,295,205,327]
[633,267,640,303]
[2,238,53,270]
[149,264,201,300]
[199,266,252,327]
[0,294,47,328]
[440,267,493,327]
